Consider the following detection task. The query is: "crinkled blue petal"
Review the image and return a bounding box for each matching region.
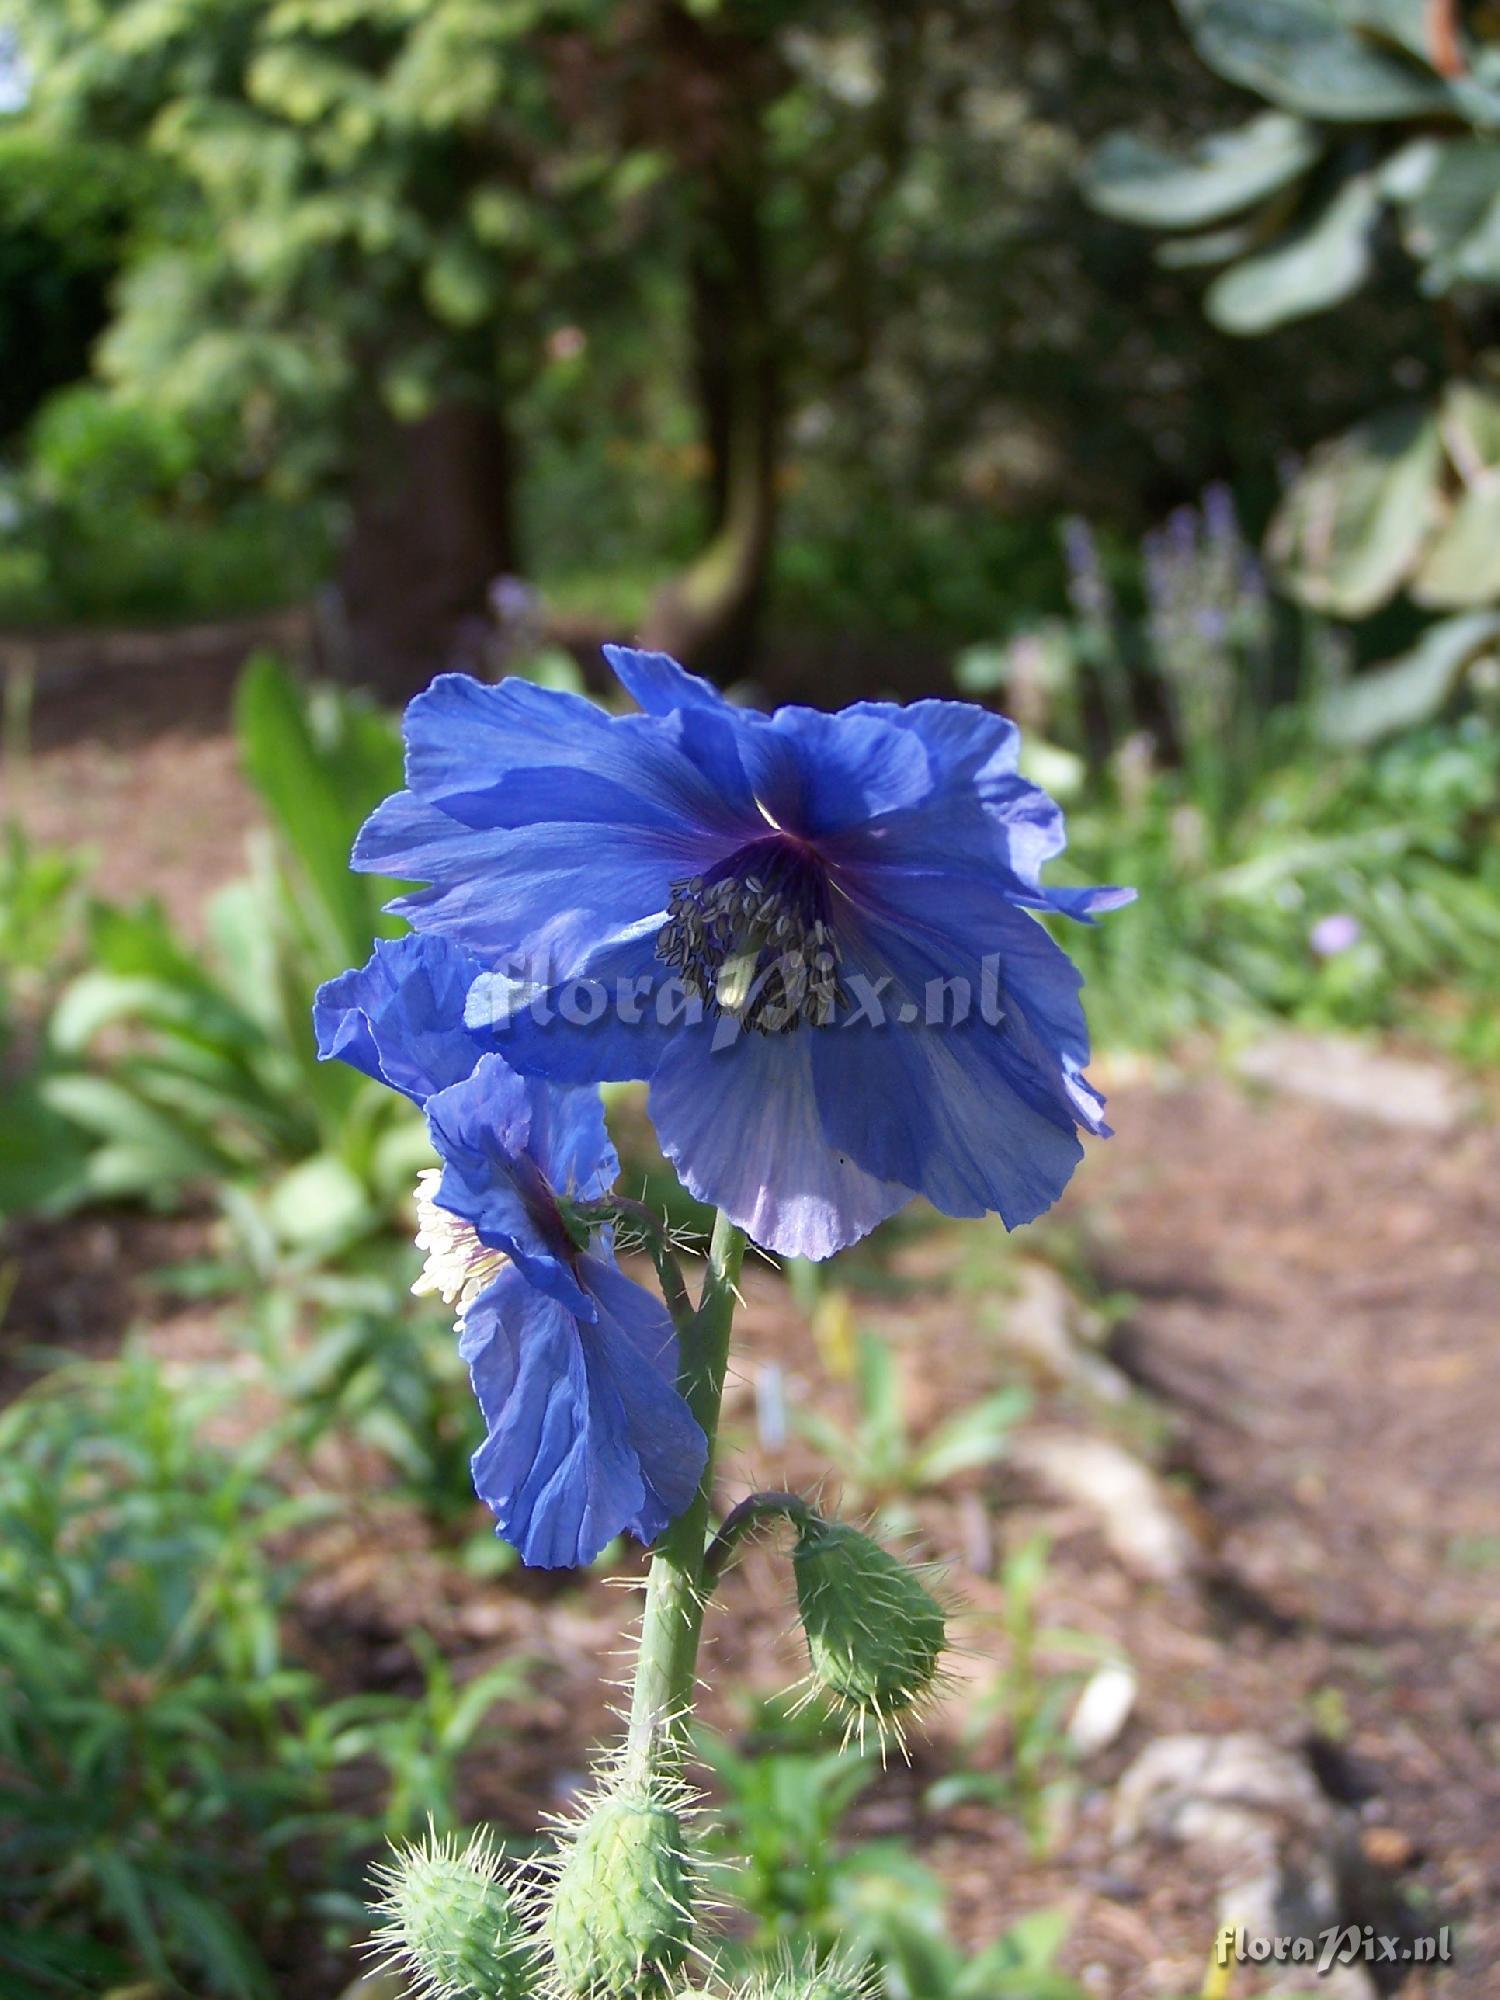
[834,699,1132,922]
[424,1054,614,1317]
[747,704,934,838]
[605,643,729,716]
[809,866,1104,1228]
[403,672,761,838]
[648,1023,913,1259]
[609,647,935,837]
[312,933,487,1103]
[461,1256,704,1568]
[465,912,690,1086]
[354,787,715,967]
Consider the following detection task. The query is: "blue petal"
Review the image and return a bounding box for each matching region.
[461,1257,705,1567]
[809,869,1103,1229]
[356,787,715,968]
[603,658,937,841]
[648,1022,913,1259]
[738,705,933,839]
[835,700,1132,922]
[604,644,729,716]
[403,672,760,838]
[312,934,487,1103]
[465,913,690,1085]
[424,1054,612,1316]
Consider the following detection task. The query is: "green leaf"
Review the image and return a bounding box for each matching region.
[1269,401,1441,615]
[423,234,500,329]
[50,969,261,1059]
[1412,481,1500,605]
[912,1387,1032,1484]
[1206,169,1380,332]
[233,653,400,969]
[1332,0,1435,59]
[1317,611,1500,745]
[1441,379,1500,472]
[1155,219,1264,268]
[1394,138,1500,290]
[263,1153,375,1250]
[38,1072,225,1183]
[1083,112,1320,228]
[0,1078,92,1218]
[1178,0,1452,118]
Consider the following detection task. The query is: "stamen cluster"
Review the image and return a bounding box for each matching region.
[411,1167,510,1324]
[657,870,842,1034]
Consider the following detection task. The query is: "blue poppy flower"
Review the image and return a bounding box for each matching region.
[354,649,1133,1261]
[314,937,706,1568]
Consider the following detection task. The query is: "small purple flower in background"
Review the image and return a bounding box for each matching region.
[487,574,545,672]
[352,648,1133,1261]
[1310,913,1362,958]
[1201,479,1238,548]
[1062,514,1113,626]
[314,934,705,1568]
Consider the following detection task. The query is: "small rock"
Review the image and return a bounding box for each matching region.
[1115,1734,1377,2000]
[1068,1661,1138,1759]
[997,1259,1131,1402]
[1235,1033,1470,1132]
[1114,1733,1331,1859]
[1012,1429,1201,1582]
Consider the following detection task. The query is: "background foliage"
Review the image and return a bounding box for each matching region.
[0,3,1497,1996]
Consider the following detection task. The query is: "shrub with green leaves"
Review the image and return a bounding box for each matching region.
[1084,0,1500,742]
[961,496,1500,1055]
[0,383,336,625]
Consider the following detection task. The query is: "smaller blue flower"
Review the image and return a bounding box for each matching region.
[315,937,706,1568]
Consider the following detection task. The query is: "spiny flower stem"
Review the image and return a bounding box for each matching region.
[623,1208,745,1791]
[703,1490,818,1585]
[568,1192,693,1326]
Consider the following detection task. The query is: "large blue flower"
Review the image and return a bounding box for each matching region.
[314,937,706,1568]
[354,649,1133,1261]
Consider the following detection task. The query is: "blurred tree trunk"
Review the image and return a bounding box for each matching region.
[337,398,517,692]
[642,88,779,682]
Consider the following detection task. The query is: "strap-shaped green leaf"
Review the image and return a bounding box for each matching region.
[1083,112,1320,229]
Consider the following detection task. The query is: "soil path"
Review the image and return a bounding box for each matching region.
[1071,1074,1500,1992]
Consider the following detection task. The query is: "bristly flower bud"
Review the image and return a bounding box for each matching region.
[731,1949,875,2000]
[369,1823,536,2000]
[791,1517,946,1750]
[546,1787,695,1997]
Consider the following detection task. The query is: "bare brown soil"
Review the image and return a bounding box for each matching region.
[4,649,1497,1996]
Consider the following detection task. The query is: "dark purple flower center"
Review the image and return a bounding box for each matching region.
[656,835,843,1034]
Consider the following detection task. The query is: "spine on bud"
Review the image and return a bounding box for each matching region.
[791,1517,947,1743]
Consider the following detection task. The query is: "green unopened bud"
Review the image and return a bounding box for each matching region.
[744,1950,874,2000]
[792,1518,946,1743]
[370,1825,535,2000]
[547,1789,694,1997]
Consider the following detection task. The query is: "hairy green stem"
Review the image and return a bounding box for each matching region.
[703,1490,817,1585]
[622,1208,745,1788]
[569,1193,692,1324]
